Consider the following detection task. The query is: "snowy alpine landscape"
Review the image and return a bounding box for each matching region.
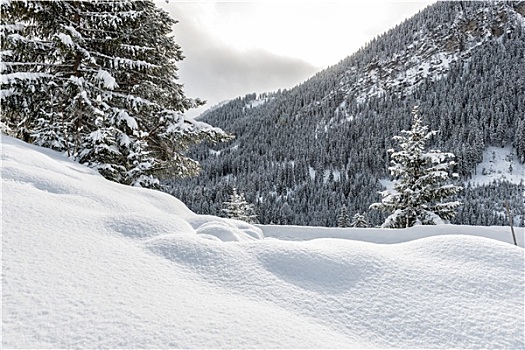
[2,0,525,348]
[2,135,524,348]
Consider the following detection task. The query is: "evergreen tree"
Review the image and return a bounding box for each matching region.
[515,117,525,163]
[1,0,232,188]
[337,204,350,227]
[350,213,369,228]
[222,188,258,223]
[370,106,462,228]
[0,0,55,141]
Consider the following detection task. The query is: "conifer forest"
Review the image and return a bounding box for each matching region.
[166,1,525,227]
[2,1,524,228]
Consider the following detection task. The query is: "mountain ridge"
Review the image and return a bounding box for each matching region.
[168,1,525,227]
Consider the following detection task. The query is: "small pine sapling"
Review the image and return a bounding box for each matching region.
[222,188,258,224]
[337,204,350,228]
[350,213,369,228]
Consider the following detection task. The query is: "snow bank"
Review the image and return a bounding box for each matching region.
[2,135,524,348]
[260,223,524,247]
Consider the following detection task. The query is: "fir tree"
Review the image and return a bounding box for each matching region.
[515,117,525,163]
[370,106,462,228]
[1,0,232,188]
[337,204,350,227]
[0,0,55,141]
[350,213,369,228]
[222,188,258,224]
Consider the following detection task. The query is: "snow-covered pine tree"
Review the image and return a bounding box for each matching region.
[222,188,258,223]
[370,106,462,228]
[350,213,369,228]
[337,204,350,227]
[515,117,525,163]
[0,0,57,142]
[0,0,232,188]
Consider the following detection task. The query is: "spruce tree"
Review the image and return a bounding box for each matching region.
[0,0,56,141]
[337,204,350,227]
[350,213,369,228]
[370,106,462,228]
[515,117,525,163]
[1,0,232,188]
[222,188,258,224]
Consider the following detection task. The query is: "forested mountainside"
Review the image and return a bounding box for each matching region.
[167,1,525,227]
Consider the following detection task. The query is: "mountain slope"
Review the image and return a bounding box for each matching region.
[2,135,524,348]
[168,1,525,227]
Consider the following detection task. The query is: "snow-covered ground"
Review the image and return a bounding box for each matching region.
[2,135,524,348]
[261,223,523,246]
[469,146,525,186]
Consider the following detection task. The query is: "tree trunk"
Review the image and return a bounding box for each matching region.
[505,201,517,246]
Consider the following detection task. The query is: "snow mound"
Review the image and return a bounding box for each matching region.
[190,216,264,242]
[2,135,524,349]
[195,221,258,241]
[1,135,262,243]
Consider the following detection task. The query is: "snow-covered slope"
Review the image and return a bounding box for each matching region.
[179,1,525,229]
[2,136,524,348]
[324,1,525,117]
[469,146,525,186]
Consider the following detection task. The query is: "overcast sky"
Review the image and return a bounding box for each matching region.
[157,1,435,117]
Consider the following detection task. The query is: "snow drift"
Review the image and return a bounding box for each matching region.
[2,135,524,348]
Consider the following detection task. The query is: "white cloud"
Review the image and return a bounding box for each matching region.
[157,1,435,116]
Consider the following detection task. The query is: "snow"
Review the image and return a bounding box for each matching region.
[0,87,15,98]
[348,17,495,108]
[116,109,138,130]
[95,69,118,89]
[209,148,221,156]
[63,25,83,40]
[2,135,524,348]
[0,71,50,84]
[308,167,342,183]
[245,96,269,109]
[55,32,74,48]
[469,146,525,186]
[379,177,395,192]
[111,56,157,70]
[261,223,523,246]
[308,165,315,180]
